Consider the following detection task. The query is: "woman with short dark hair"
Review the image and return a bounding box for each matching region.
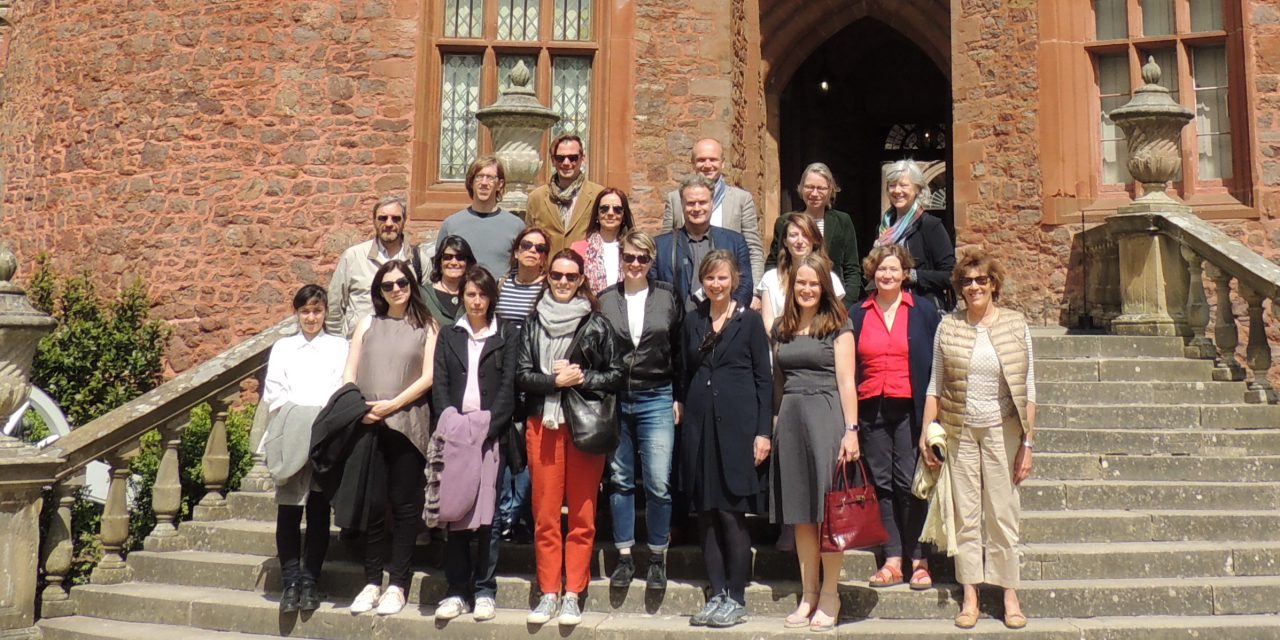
[425,235,478,327]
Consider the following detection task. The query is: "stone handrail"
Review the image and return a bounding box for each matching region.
[1081,209,1278,404]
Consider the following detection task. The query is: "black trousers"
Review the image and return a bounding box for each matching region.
[858,396,927,560]
[276,490,331,586]
[364,428,426,589]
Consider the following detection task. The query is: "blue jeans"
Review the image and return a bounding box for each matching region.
[496,461,532,534]
[608,385,675,551]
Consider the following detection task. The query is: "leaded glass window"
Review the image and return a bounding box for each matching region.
[445,0,484,38]
[498,0,539,41]
[439,54,483,180]
[551,56,592,143]
[553,0,592,41]
[1193,45,1232,179]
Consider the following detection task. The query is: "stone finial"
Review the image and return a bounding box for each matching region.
[1107,58,1195,212]
[507,60,534,95]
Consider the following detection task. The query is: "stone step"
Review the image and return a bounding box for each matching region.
[40,609,1280,640]
[1020,541,1280,580]
[1037,381,1245,405]
[1036,403,1280,430]
[1037,358,1214,383]
[1021,510,1280,544]
[176,519,878,582]
[1035,453,1280,482]
[1031,335,1185,359]
[1035,428,1280,455]
[67,573,1280,625]
[1020,479,1280,511]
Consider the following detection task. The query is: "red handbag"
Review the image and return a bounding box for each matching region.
[820,459,890,553]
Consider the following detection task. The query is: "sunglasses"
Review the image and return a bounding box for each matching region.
[519,239,550,254]
[621,252,652,265]
[441,252,467,263]
[698,329,721,354]
[552,154,581,163]
[597,204,625,216]
[549,271,582,283]
[379,277,411,293]
[376,215,403,223]
[960,276,992,287]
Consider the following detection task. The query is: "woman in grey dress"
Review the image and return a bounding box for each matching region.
[771,252,860,632]
[342,258,438,616]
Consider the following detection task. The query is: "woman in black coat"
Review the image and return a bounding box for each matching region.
[677,249,773,628]
[872,159,956,312]
[429,265,517,622]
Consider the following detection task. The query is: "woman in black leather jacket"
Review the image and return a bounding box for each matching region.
[598,230,683,590]
[515,249,623,627]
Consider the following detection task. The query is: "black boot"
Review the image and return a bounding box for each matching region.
[299,581,322,612]
[279,582,302,614]
[646,556,667,590]
[610,554,636,587]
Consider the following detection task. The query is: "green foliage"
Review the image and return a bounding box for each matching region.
[18,409,50,444]
[28,253,170,427]
[127,402,257,548]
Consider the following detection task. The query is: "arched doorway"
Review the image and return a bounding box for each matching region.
[776,17,952,260]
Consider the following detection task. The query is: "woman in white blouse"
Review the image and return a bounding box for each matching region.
[260,284,349,614]
[755,212,845,331]
[920,250,1036,630]
[571,188,634,294]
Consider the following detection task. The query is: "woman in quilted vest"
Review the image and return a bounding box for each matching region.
[920,249,1036,630]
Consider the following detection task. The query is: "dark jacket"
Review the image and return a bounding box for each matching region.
[515,309,624,438]
[765,209,861,293]
[653,227,754,309]
[430,319,518,440]
[848,292,941,441]
[422,286,460,329]
[598,280,683,391]
[677,302,773,499]
[879,211,956,311]
[309,383,382,531]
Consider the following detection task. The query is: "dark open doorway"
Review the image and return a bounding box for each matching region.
[778,17,952,262]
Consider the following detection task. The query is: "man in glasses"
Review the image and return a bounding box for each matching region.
[660,138,764,283]
[654,174,754,311]
[324,195,430,337]
[436,156,525,278]
[525,133,604,256]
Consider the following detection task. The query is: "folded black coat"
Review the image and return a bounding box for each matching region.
[309,383,385,531]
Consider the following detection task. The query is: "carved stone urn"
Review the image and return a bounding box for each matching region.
[1107,57,1195,212]
[475,60,561,216]
[0,244,57,443]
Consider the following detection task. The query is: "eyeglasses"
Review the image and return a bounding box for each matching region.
[802,184,830,193]
[519,239,550,254]
[376,215,403,223]
[441,252,467,263]
[698,329,721,354]
[621,252,652,265]
[473,174,501,184]
[549,271,582,283]
[960,276,992,287]
[379,277,411,293]
[552,154,581,164]
[597,204,625,216]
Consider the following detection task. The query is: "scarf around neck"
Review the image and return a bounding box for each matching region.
[533,295,592,427]
[548,171,586,208]
[583,232,620,294]
[875,201,921,248]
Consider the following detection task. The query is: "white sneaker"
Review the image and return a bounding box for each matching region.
[375,586,406,616]
[434,596,469,620]
[474,596,496,621]
[349,584,381,614]
[527,593,558,624]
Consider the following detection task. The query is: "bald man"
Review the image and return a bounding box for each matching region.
[661,138,764,282]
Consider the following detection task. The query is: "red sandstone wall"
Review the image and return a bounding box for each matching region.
[0,0,420,373]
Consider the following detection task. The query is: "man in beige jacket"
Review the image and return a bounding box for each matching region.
[524,134,604,257]
[324,195,430,337]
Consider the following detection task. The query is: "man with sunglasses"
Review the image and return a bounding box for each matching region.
[660,138,764,283]
[437,156,525,278]
[525,134,604,256]
[325,195,431,337]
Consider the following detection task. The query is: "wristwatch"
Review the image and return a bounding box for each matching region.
[1022,439,1034,449]
[845,423,860,433]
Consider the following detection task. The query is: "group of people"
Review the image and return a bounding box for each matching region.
[259,134,1037,631]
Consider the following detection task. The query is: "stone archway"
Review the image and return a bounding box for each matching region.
[756,0,951,253]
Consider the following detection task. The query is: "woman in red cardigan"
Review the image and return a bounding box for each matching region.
[847,243,940,589]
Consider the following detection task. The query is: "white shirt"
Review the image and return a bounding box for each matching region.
[624,286,649,348]
[755,268,847,318]
[456,316,498,413]
[375,238,408,262]
[602,240,621,286]
[262,333,349,412]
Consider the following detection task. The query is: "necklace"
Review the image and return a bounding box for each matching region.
[436,282,460,305]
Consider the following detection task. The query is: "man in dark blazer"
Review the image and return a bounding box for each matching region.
[660,138,764,283]
[654,175,754,310]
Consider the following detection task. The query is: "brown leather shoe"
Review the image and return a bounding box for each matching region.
[954,609,979,629]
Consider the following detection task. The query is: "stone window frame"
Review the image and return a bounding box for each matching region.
[1038,0,1256,224]
[410,0,630,223]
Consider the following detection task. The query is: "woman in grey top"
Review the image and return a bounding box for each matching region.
[921,249,1036,630]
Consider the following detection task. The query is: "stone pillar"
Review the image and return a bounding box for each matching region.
[475,61,561,217]
[1108,219,1189,337]
[0,244,62,638]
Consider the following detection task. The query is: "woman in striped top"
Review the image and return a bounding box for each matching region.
[496,227,551,328]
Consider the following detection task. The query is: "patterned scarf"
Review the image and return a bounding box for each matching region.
[875,201,921,248]
[548,171,586,208]
[583,232,615,294]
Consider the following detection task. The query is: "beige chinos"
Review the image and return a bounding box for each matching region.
[950,414,1022,588]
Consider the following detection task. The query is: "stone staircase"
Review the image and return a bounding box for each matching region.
[37,334,1280,639]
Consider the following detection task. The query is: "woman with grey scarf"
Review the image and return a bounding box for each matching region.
[515,249,624,627]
